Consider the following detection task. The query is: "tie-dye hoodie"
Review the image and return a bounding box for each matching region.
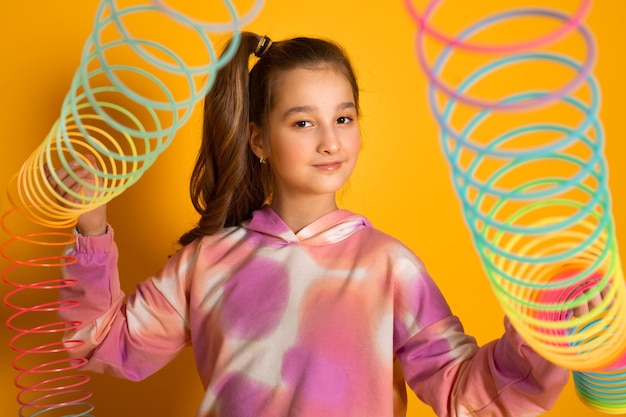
[60,205,568,416]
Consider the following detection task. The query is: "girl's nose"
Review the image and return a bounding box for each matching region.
[318,127,340,154]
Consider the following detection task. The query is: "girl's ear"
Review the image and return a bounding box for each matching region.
[249,122,266,159]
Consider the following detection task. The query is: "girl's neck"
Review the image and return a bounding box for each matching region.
[270,194,338,233]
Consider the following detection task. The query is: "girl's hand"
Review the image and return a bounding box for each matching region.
[44,155,108,236]
[551,267,610,319]
[572,284,610,318]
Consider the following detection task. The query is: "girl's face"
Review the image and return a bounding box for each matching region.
[254,66,361,206]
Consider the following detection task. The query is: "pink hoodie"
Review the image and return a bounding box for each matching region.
[60,205,568,416]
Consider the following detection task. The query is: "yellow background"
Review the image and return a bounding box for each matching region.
[1,0,625,415]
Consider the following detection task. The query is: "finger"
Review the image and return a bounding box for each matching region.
[587,293,603,311]
[573,303,589,317]
[601,283,611,299]
[58,181,86,204]
[46,160,77,188]
[59,168,90,192]
[573,287,607,318]
[49,163,84,197]
[572,289,593,317]
[85,154,97,165]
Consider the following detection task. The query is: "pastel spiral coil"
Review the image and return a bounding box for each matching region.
[2,0,264,415]
[405,0,626,413]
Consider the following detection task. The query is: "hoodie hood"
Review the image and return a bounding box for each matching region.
[243,205,371,246]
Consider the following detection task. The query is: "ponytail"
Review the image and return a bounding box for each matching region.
[178,32,266,246]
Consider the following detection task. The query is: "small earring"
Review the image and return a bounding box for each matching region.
[259,156,267,164]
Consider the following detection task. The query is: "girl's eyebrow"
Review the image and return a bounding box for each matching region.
[282,105,315,120]
[281,102,356,120]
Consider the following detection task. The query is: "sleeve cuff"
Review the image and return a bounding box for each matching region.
[74,224,114,253]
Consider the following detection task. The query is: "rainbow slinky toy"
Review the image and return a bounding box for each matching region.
[1,0,263,415]
[405,0,626,413]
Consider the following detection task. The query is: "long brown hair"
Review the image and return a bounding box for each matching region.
[178,32,360,246]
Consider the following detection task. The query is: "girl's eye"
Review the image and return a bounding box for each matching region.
[295,120,312,128]
[337,116,353,124]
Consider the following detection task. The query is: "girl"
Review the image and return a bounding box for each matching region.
[54,32,569,416]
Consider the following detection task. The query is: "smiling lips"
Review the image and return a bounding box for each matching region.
[314,161,343,171]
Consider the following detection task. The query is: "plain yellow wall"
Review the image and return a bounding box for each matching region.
[1,0,625,416]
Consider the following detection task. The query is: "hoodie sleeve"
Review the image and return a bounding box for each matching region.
[58,226,192,381]
[393,258,569,416]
